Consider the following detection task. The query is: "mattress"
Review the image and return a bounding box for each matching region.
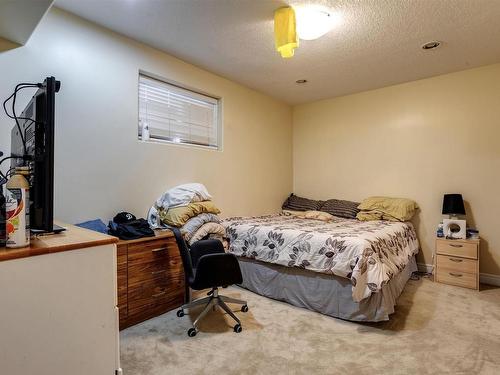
[238,255,418,322]
[223,215,419,302]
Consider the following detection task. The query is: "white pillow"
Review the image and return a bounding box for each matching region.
[156,183,212,209]
[304,210,334,221]
[282,209,307,218]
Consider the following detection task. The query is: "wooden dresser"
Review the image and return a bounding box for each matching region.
[435,238,480,290]
[117,230,185,329]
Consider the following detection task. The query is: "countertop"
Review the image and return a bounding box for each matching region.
[0,221,118,262]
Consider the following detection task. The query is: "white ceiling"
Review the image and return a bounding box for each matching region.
[55,0,500,105]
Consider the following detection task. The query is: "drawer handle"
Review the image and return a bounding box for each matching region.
[449,258,463,263]
[449,272,463,277]
[152,248,166,253]
[449,244,463,248]
[151,270,166,275]
[152,291,166,298]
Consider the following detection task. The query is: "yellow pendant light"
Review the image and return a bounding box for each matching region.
[274,6,299,58]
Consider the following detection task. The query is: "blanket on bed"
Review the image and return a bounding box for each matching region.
[222,215,419,302]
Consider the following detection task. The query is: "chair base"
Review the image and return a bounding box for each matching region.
[177,287,248,337]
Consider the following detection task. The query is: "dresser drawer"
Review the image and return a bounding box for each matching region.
[128,276,169,302]
[436,240,478,259]
[128,238,177,264]
[119,304,128,321]
[117,244,128,257]
[117,253,128,268]
[128,288,172,317]
[128,258,169,285]
[436,268,477,289]
[127,296,182,326]
[436,255,477,274]
[117,262,128,302]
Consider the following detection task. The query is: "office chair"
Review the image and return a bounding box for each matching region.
[171,228,248,337]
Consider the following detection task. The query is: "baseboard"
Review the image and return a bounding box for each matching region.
[417,263,500,287]
[417,263,433,274]
[479,273,500,287]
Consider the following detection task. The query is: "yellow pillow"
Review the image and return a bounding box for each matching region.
[357,210,403,222]
[357,210,383,221]
[159,201,221,227]
[357,197,418,221]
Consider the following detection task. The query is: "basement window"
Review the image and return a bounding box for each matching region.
[138,73,221,150]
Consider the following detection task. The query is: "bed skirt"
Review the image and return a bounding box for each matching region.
[237,255,417,322]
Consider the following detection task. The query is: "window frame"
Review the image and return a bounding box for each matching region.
[137,70,223,151]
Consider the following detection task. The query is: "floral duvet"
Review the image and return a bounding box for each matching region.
[223,215,419,302]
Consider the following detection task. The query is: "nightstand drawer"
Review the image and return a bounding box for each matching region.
[436,269,477,289]
[436,255,477,274]
[436,240,478,259]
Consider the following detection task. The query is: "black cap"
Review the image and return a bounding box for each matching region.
[442,194,465,215]
[113,212,136,224]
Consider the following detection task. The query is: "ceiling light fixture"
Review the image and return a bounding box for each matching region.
[294,5,339,41]
[296,79,307,84]
[273,5,340,58]
[422,41,441,50]
[274,6,299,58]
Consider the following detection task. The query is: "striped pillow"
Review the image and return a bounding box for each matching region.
[282,194,323,211]
[319,199,360,219]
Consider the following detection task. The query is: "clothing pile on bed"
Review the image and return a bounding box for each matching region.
[147,183,225,245]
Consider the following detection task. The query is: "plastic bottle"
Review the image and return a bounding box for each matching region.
[6,167,30,248]
[436,222,444,238]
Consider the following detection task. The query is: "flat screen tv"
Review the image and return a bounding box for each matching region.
[10,76,63,233]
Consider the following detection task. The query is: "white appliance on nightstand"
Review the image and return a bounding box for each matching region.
[442,194,467,239]
[442,218,467,239]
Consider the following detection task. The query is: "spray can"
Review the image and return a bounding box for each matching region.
[6,167,30,248]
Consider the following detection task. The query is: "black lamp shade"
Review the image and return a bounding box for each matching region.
[442,194,466,215]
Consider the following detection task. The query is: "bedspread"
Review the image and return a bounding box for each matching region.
[222,215,419,302]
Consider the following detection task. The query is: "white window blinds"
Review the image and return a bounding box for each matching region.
[138,74,220,148]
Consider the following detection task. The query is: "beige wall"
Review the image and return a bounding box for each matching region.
[293,64,500,276]
[0,8,293,223]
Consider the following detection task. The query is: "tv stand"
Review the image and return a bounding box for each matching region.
[0,223,120,374]
[31,223,67,235]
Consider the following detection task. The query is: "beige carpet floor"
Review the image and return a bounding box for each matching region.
[120,277,500,375]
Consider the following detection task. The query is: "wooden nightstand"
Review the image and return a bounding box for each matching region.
[435,238,480,290]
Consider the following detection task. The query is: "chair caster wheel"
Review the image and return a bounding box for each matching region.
[187,328,197,337]
[241,305,249,312]
[233,324,242,333]
[176,309,185,317]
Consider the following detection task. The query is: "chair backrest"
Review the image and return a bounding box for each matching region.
[171,228,194,283]
[189,239,224,268]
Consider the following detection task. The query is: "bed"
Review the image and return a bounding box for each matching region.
[222,214,419,322]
